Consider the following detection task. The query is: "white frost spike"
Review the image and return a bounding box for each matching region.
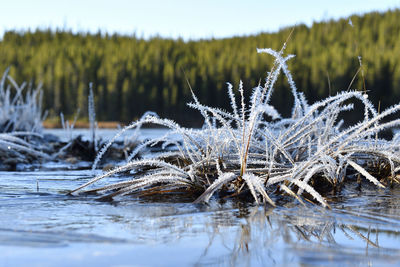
[243,173,275,206]
[193,172,236,203]
[358,56,363,66]
[347,160,385,188]
[257,48,300,117]
[261,104,281,120]
[291,179,330,208]
[88,83,97,151]
[226,82,239,121]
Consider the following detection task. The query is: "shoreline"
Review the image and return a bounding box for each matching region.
[43,120,122,129]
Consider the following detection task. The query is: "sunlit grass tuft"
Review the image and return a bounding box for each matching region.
[71,46,400,207]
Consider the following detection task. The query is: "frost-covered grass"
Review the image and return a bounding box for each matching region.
[0,71,140,170]
[72,46,400,207]
[0,70,141,170]
[0,68,46,133]
[0,69,50,167]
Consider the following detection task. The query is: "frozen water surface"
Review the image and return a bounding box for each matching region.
[0,129,400,267]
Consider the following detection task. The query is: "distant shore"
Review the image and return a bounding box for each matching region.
[43,120,122,129]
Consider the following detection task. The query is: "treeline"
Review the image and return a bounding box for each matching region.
[0,9,399,126]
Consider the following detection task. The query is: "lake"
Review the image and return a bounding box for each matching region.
[1,129,400,266]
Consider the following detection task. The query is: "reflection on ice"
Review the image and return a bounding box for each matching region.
[0,169,399,266]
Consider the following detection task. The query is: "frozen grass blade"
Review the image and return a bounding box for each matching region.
[347,159,385,188]
[193,172,237,204]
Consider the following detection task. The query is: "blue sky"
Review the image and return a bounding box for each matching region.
[1,0,399,40]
